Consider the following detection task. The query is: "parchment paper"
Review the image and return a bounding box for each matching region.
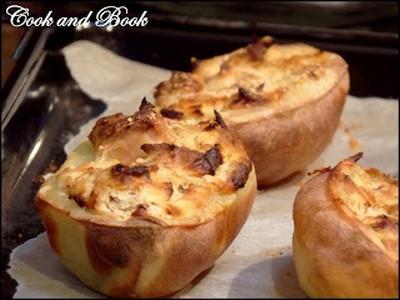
[7,40,399,298]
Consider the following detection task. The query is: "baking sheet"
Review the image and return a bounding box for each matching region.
[7,40,399,298]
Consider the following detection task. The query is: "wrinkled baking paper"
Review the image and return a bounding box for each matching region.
[8,40,398,298]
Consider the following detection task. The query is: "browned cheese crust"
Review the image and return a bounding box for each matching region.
[293,153,398,298]
[154,36,350,186]
[35,99,257,298]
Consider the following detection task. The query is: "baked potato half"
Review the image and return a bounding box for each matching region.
[293,153,398,298]
[155,36,349,186]
[35,99,257,298]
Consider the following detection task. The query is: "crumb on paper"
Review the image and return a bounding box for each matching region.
[339,121,361,151]
[261,246,292,258]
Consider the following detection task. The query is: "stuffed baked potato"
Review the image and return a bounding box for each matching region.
[35,99,257,298]
[155,36,349,186]
[293,153,398,298]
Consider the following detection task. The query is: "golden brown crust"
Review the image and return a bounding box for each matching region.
[154,37,349,185]
[292,157,398,298]
[35,168,256,298]
[35,99,257,298]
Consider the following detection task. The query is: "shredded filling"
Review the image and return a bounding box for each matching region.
[328,153,398,260]
[40,100,252,226]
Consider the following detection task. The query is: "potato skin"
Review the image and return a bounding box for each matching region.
[35,169,257,298]
[230,72,349,187]
[292,172,398,298]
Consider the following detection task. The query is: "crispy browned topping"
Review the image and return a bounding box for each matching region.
[160,108,184,120]
[370,215,397,230]
[111,164,150,178]
[192,144,223,176]
[214,110,228,129]
[139,97,155,110]
[89,100,159,148]
[232,87,264,105]
[246,41,266,61]
[347,152,363,163]
[88,113,125,145]
[131,204,148,217]
[45,99,253,225]
[155,72,202,97]
[155,36,346,121]
[141,143,176,154]
[142,142,225,177]
[204,122,219,131]
[177,184,188,193]
[143,143,202,161]
[69,195,86,207]
[190,104,204,116]
[230,162,252,189]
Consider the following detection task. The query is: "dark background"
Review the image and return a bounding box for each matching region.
[1,1,399,298]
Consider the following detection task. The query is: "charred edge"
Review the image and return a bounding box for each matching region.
[204,122,219,131]
[307,69,319,80]
[191,105,204,116]
[141,143,176,154]
[230,162,251,190]
[139,97,155,111]
[131,204,148,217]
[372,215,397,230]
[256,82,265,92]
[178,184,188,193]
[88,113,124,143]
[307,166,332,176]
[136,98,158,129]
[69,195,86,207]
[160,108,184,120]
[111,164,149,177]
[192,144,223,176]
[233,87,263,104]
[347,152,363,163]
[214,110,227,129]
[191,57,199,70]
[246,42,266,61]
[166,182,174,198]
